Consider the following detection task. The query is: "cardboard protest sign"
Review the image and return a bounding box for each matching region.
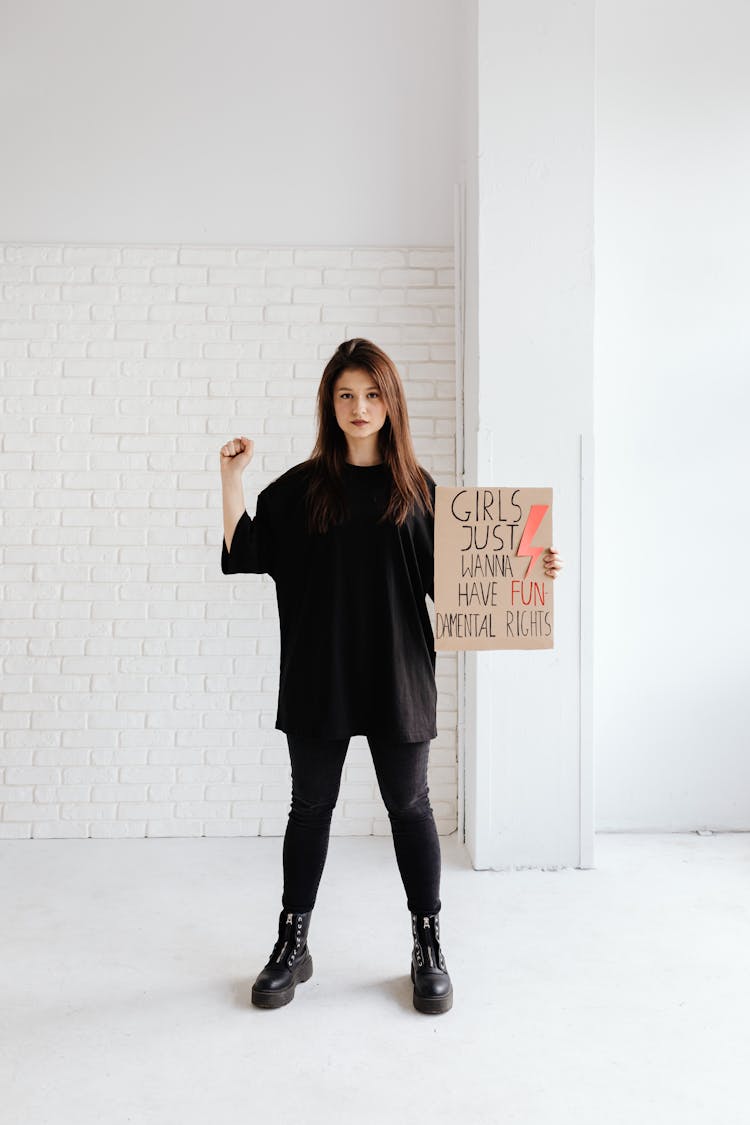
[434,486,554,651]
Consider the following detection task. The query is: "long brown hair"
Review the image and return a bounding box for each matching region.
[302,338,433,535]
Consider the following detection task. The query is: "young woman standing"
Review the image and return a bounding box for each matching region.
[219,338,563,1015]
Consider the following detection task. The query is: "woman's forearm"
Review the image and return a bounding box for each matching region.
[221,474,247,553]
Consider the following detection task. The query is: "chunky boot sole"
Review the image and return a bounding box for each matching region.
[251,951,313,1009]
[411,961,453,1014]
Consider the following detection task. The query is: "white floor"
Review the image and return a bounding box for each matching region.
[1,831,748,1125]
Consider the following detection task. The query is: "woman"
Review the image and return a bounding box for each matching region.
[219,338,563,1015]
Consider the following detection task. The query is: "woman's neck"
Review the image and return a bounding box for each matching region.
[344,436,383,466]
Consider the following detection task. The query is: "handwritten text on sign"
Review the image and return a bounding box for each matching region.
[433,486,554,651]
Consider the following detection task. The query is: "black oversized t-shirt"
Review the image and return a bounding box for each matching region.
[221,459,437,742]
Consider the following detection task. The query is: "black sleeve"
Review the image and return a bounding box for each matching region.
[221,488,276,577]
[414,470,436,603]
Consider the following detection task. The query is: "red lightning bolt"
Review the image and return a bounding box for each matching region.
[516,504,550,580]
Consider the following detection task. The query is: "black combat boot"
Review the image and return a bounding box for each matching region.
[410,910,453,1014]
[251,908,314,1008]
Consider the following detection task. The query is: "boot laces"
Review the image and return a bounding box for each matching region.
[273,911,307,968]
[411,913,447,973]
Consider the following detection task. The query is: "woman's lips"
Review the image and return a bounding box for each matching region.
[352,420,368,426]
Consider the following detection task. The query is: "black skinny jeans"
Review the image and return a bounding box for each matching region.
[281,733,442,916]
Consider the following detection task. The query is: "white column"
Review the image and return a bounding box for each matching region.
[458,0,595,869]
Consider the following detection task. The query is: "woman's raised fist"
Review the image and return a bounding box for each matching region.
[219,435,255,474]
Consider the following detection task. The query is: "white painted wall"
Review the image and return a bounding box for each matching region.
[0,241,459,840]
[4,0,743,842]
[595,0,750,829]
[0,0,463,839]
[0,0,466,246]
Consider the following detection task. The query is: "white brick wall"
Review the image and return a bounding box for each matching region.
[0,242,458,839]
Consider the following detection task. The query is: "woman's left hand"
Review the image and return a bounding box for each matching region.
[543,547,564,579]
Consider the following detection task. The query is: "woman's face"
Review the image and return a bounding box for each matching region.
[332,367,388,440]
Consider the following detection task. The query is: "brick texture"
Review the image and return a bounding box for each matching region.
[0,242,458,839]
